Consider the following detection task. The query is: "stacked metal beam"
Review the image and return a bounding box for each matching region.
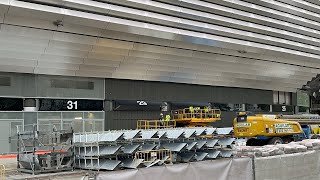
[74,127,235,171]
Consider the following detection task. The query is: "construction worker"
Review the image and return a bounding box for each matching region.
[195,107,200,118]
[159,113,164,127]
[189,106,194,118]
[204,106,209,118]
[165,114,171,121]
[159,113,164,120]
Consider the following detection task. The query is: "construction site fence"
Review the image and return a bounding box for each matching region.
[136,120,176,129]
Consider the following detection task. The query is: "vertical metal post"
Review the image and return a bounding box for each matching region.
[32,124,36,175]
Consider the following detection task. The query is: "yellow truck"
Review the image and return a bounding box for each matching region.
[233,112,320,146]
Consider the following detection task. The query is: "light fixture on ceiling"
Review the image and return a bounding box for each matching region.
[53,20,64,27]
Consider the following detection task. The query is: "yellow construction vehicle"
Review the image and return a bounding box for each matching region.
[137,108,221,129]
[233,112,320,146]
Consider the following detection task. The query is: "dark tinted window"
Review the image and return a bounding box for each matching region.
[0,98,23,111]
[0,76,11,86]
[237,115,247,122]
[51,79,94,90]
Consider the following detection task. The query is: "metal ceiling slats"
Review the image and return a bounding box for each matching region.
[10,0,317,59]
[0,1,318,92]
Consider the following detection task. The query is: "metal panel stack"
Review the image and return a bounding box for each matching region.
[17,124,74,175]
[73,127,235,171]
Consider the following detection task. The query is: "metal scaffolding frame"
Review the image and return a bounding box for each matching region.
[17,124,74,175]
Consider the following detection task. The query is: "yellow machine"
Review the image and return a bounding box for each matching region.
[233,112,320,146]
[171,108,221,127]
[137,108,221,129]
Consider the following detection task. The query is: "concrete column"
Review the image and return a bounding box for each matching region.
[270,105,273,112]
[23,98,39,111]
[242,104,246,111]
[104,100,113,111]
[294,106,299,114]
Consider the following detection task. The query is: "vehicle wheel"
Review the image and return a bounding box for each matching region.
[246,138,256,146]
[268,137,284,145]
[311,134,320,139]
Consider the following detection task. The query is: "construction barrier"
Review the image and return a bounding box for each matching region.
[254,150,320,180]
[96,158,253,180]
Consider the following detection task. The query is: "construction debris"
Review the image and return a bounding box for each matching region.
[233,139,320,158]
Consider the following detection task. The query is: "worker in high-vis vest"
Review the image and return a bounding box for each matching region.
[204,106,209,112]
[189,106,194,118]
[165,114,171,121]
[204,106,209,118]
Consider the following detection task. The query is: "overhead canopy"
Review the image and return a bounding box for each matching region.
[0,0,319,92]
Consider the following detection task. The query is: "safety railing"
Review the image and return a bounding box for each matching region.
[171,108,221,120]
[135,149,172,164]
[0,164,5,180]
[137,120,176,129]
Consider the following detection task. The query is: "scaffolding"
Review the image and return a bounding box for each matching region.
[17,124,74,175]
[137,120,176,129]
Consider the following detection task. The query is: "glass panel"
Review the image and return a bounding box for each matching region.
[38,120,62,131]
[94,121,104,131]
[72,119,83,133]
[285,92,291,105]
[38,120,49,131]
[10,121,22,137]
[273,91,279,104]
[84,120,94,132]
[10,121,22,153]
[38,112,61,119]
[0,112,23,119]
[62,112,83,119]
[299,106,309,113]
[84,112,104,120]
[10,139,18,153]
[279,91,285,104]
[62,120,73,131]
[24,112,37,128]
[50,120,62,131]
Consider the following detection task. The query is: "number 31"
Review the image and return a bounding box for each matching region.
[67,101,78,110]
